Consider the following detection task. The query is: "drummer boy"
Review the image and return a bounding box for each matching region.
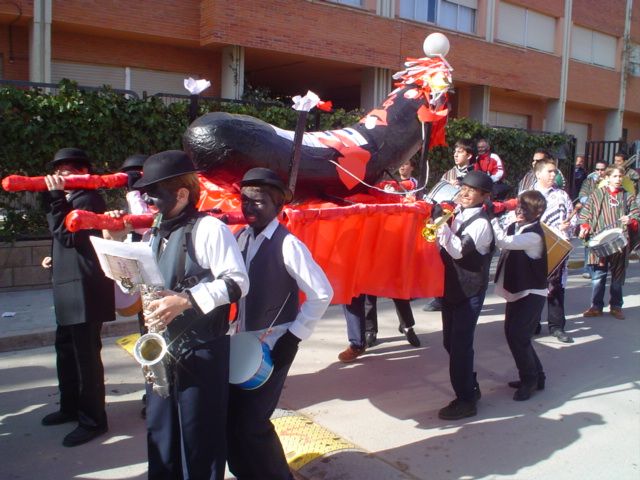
[228,168,333,480]
[578,165,639,319]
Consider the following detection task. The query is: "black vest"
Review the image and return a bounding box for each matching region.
[440,209,494,304]
[494,221,548,294]
[152,215,229,356]
[237,224,299,331]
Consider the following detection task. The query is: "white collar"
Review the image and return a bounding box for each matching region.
[250,217,279,240]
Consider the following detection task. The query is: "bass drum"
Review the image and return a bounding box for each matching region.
[424,181,460,204]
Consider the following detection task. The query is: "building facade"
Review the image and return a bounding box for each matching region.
[1,0,638,153]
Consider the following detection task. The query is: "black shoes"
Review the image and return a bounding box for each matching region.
[550,329,574,343]
[508,373,546,391]
[365,332,378,348]
[62,424,108,447]
[513,381,538,401]
[438,399,477,420]
[41,410,78,426]
[398,326,421,347]
[422,298,442,312]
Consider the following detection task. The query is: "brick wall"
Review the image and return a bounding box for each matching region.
[0,240,52,290]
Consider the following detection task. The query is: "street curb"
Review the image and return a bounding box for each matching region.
[0,318,140,353]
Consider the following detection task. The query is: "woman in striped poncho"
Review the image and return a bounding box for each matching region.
[578,166,639,320]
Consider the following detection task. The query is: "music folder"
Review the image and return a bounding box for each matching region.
[89,236,164,288]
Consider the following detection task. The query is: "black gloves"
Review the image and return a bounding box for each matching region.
[270,330,301,370]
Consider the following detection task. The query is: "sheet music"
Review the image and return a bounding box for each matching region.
[90,236,164,287]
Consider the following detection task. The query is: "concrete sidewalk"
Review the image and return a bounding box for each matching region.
[1,240,639,479]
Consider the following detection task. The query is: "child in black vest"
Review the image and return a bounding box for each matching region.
[435,171,494,420]
[492,190,548,401]
[132,151,249,480]
[229,168,333,480]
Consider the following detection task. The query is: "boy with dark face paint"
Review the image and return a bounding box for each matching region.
[131,150,249,480]
[491,190,549,401]
[229,168,333,480]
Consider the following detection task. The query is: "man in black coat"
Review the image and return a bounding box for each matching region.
[40,148,115,447]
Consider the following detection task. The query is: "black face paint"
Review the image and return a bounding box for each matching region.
[144,186,178,217]
[241,188,280,235]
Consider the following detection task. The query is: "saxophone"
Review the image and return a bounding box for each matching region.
[133,284,170,398]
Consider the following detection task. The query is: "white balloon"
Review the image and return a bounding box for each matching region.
[423,33,450,57]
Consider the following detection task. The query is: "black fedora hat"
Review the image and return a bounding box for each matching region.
[461,170,493,193]
[49,147,91,169]
[239,167,293,203]
[119,154,148,172]
[133,150,199,189]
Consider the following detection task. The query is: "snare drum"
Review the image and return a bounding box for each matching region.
[588,228,628,258]
[541,223,573,276]
[425,181,460,204]
[229,332,274,390]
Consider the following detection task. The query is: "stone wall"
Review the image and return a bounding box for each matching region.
[0,240,52,290]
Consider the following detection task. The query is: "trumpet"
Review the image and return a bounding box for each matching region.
[422,209,454,242]
[132,284,170,398]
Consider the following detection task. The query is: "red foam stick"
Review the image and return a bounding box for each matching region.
[65,211,155,232]
[1,173,129,192]
[64,210,247,232]
[492,198,518,214]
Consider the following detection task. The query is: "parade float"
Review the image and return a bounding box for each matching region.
[3,33,455,304]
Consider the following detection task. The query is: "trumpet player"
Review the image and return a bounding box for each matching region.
[132,151,249,480]
[432,171,494,420]
[40,148,115,447]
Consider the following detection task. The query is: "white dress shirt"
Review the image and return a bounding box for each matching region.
[236,217,333,348]
[437,206,493,259]
[186,215,250,314]
[492,218,547,302]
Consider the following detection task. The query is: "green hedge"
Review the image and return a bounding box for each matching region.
[0,81,571,240]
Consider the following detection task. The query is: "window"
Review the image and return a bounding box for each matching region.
[51,61,126,89]
[399,0,476,34]
[629,43,640,77]
[489,111,529,129]
[399,0,437,24]
[496,3,555,53]
[328,0,363,6]
[570,25,617,69]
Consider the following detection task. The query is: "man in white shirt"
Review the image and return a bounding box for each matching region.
[228,167,333,480]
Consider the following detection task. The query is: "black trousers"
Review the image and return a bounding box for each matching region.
[55,322,106,428]
[505,294,546,382]
[146,336,229,480]
[547,261,567,332]
[363,295,416,334]
[227,358,294,480]
[441,292,485,402]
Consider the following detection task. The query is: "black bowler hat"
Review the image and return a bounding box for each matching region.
[49,148,91,169]
[133,150,199,189]
[239,168,293,203]
[119,154,148,172]
[461,170,493,193]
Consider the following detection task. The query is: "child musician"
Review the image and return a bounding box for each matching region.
[491,190,548,401]
[579,165,639,320]
[435,171,494,420]
[229,168,333,480]
[132,151,249,480]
